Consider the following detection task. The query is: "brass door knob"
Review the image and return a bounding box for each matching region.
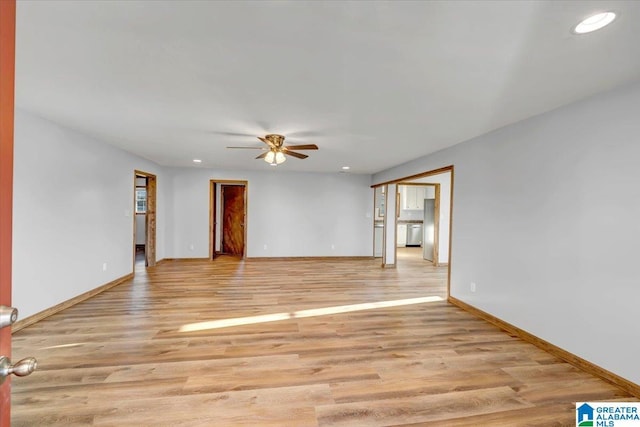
[0,356,37,384]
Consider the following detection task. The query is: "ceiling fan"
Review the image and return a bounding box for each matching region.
[227,134,318,165]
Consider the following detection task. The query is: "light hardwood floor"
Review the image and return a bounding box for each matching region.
[11,255,636,426]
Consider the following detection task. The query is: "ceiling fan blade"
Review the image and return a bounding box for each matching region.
[284,151,308,159]
[227,146,267,149]
[283,144,318,150]
[258,136,276,148]
[255,152,268,159]
[212,131,256,137]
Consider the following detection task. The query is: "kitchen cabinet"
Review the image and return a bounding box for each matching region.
[397,223,407,247]
[402,186,427,210]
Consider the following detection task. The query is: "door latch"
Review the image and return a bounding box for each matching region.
[0,305,18,329]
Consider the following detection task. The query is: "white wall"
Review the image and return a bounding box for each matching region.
[136,177,147,245]
[372,80,640,386]
[165,168,373,258]
[135,176,147,245]
[383,183,397,266]
[135,215,146,245]
[13,109,166,318]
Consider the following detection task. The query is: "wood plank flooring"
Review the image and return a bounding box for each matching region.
[11,254,636,426]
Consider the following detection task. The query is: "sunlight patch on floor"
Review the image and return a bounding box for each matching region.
[179,296,444,332]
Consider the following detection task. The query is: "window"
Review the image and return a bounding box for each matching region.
[136,188,147,214]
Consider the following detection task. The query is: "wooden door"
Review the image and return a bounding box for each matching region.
[145,175,156,267]
[221,185,245,257]
[0,1,15,423]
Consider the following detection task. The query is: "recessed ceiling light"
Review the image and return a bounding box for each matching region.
[573,12,616,34]
[342,166,350,170]
[193,159,202,163]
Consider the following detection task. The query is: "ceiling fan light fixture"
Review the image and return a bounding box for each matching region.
[275,151,286,164]
[264,150,276,164]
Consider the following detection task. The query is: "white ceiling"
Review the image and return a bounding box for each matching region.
[15,1,640,174]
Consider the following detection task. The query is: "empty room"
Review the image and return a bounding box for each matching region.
[1,1,639,426]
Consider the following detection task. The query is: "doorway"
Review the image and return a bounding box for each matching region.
[133,170,157,269]
[371,166,453,293]
[210,180,248,259]
[396,183,440,265]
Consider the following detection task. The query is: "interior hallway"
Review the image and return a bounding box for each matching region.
[11,257,636,426]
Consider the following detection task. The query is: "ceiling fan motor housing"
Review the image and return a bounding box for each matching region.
[265,134,285,148]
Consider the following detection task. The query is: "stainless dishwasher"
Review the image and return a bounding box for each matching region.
[406,224,423,246]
